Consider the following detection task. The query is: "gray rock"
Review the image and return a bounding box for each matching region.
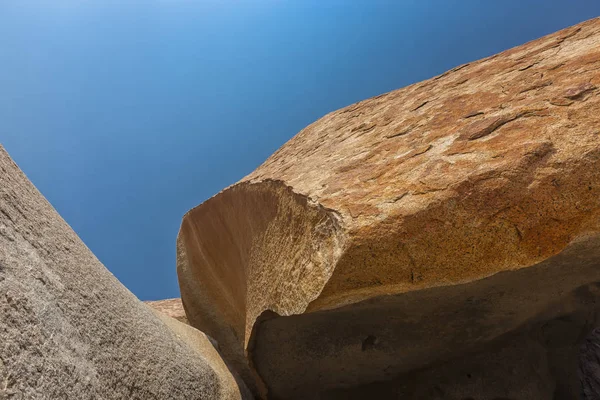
[0,145,251,400]
[581,328,600,400]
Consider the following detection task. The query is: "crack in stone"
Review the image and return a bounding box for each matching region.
[385,124,418,139]
[464,109,546,141]
[410,145,433,158]
[412,101,429,112]
[519,80,553,94]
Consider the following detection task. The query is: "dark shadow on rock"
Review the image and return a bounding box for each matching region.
[249,235,600,399]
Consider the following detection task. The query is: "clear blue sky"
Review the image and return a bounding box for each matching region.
[1,1,599,300]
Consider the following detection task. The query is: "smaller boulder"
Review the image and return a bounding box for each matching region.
[146,298,189,325]
[151,309,253,400]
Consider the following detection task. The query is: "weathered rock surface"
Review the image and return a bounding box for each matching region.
[146,297,189,324]
[151,309,253,400]
[581,327,600,399]
[0,146,251,400]
[178,17,600,399]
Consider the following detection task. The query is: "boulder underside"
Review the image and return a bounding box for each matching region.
[251,234,600,399]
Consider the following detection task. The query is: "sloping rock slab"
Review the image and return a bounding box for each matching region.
[0,146,251,400]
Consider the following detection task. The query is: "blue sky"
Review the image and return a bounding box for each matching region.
[1,1,599,300]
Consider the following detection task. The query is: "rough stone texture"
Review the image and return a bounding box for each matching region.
[272,235,600,399]
[151,309,253,400]
[0,146,251,400]
[177,17,600,398]
[146,298,189,325]
[580,327,600,400]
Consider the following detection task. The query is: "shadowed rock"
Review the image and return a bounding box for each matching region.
[177,17,600,399]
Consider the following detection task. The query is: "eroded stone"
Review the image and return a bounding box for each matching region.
[0,146,251,400]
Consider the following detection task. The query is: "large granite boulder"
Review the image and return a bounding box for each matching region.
[0,146,251,400]
[177,17,600,399]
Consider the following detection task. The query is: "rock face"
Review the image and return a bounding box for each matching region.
[146,298,189,324]
[581,327,600,399]
[0,146,251,400]
[178,17,600,399]
[151,309,253,400]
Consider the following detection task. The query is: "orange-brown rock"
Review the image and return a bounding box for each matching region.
[146,298,189,324]
[178,17,600,399]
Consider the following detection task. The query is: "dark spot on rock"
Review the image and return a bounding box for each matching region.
[433,385,445,396]
[462,109,545,141]
[0,208,14,223]
[549,97,574,107]
[410,145,432,158]
[386,124,417,139]
[362,335,378,351]
[412,101,429,111]
[518,62,536,71]
[464,111,484,119]
[351,123,376,133]
[564,83,596,100]
[462,115,513,140]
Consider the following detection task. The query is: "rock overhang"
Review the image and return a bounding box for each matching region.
[177,16,600,399]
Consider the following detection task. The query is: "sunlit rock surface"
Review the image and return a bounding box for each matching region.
[178,17,600,399]
[146,297,189,325]
[0,146,251,400]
